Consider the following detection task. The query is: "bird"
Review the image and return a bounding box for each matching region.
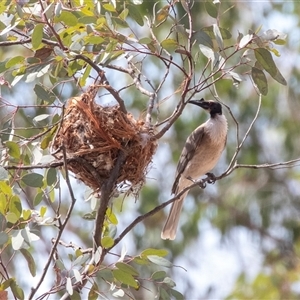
[161,99,228,240]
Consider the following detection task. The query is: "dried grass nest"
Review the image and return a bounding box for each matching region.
[52,85,157,195]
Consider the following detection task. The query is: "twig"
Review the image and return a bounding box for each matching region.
[109,174,213,250]
[224,93,262,176]
[74,54,127,114]
[29,146,77,300]
[52,239,93,254]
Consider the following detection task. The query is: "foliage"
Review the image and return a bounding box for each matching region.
[0,0,299,299]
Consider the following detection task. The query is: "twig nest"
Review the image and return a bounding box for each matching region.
[52,85,157,195]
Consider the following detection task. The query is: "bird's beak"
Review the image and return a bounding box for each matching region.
[189,98,209,109]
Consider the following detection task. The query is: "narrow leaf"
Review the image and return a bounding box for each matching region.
[251,67,268,95]
[73,269,82,283]
[254,48,277,76]
[205,1,218,18]
[141,248,169,258]
[10,280,24,300]
[66,277,73,295]
[254,48,287,85]
[5,56,24,68]
[213,24,223,50]
[32,24,44,49]
[34,84,52,101]
[20,248,36,277]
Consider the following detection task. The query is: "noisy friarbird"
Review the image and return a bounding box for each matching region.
[161,99,228,240]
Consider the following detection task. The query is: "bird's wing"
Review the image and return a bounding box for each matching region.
[171,125,205,194]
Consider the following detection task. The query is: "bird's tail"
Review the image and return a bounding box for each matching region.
[161,191,188,240]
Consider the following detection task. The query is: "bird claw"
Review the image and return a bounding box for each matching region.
[187,176,206,189]
[206,172,216,184]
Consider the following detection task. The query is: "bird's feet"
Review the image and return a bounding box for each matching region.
[187,176,206,189]
[206,172,216,184]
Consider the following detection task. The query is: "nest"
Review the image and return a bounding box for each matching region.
[52,85,157,195]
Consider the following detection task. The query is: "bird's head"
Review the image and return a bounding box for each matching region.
[189,99,222,117]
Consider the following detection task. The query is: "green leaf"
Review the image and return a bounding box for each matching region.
[141,248,168,258]
[0,181,12,195]
[254,48,287,85]
[22,209,31,220]
[10,279,24,300]
[161,38,178,52]
[84,36,105,45]
[254,48,277,77]
[6,212,18,224]
[170,289,184,300]
[34,84,52,101]
[20,248,36,277]
[55,11,78,26]
[40,206,47,217]
[5,56,24,68]
[102,3,116,12]
[147,255,172,268]
[128,4,144,26]
[193,30,213,48]
[46,168,57,186]
[163,277,176,288]
[88,283,99,300]
[9,195,22,219]
[101,236,114,248]
[32,24,44,49]
[205,1,218,18]
[5,141,20,159]
[106,207,118,225]
[22,173,44,188]
[202,26,232,40]
[116,262,139,276]
[151,270,167,281]
[0,166,9,181]
[112,269,139,289]
[34,191,43,206]
[251,67,268,95]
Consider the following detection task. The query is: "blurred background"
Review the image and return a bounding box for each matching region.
[1,1,300,299]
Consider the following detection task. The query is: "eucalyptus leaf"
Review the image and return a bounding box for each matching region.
[22,173,44,188]
[251,67,268,95]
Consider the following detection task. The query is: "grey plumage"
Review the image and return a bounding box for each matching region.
[161,99,228,240]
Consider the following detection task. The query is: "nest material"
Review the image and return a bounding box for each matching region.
[52,85,157,194]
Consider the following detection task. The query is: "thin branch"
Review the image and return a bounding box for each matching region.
[224,93,262,176]
[109,174,214,250]
[29,146,77,300]
[74,54,127,114]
